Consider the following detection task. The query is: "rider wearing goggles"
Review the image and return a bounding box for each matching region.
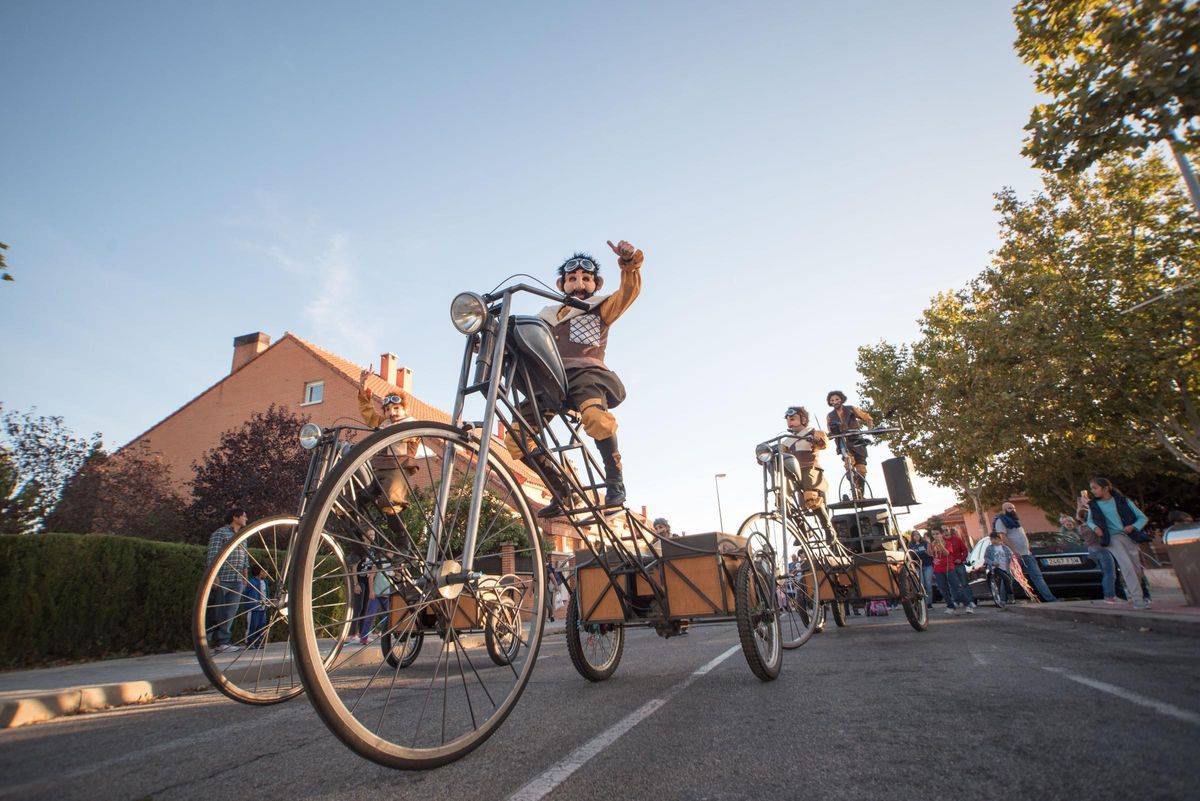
[781,405,835,542]
[505,239,645,517]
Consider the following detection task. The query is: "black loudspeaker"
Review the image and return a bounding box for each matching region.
[833,511,891,553]
[882,456,919,508]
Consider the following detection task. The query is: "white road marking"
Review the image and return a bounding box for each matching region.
[506,645,741,801]
[1043,667,1200,726]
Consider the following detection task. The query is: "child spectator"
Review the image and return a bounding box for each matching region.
[984,532,1015,605]
[243,564,270,649]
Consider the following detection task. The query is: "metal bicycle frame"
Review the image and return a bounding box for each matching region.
[754,432,913,602]
[442,283,675,623]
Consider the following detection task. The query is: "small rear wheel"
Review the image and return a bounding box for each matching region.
[565,588,624,681]
[734,541,781,682]
[484,581,524,666]
[828,597,847,627]
[192,515,350,705]
[900,559,929,632]
[381,629,423,668]
[837,471,873,502]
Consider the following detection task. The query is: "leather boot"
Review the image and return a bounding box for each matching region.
[596,436,625,507]
[528,453,573,519]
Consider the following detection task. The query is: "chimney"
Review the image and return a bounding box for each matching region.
[379,352,398,386]
[395,366,413,395]
[231,332,270,374]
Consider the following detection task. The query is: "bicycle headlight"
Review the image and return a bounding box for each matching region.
[755,443,773,464]
[299,423,322,450]
[450,292,486,335]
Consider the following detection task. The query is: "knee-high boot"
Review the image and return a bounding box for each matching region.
[596,435,625,507]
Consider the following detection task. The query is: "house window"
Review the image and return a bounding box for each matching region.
[302,380,324,405]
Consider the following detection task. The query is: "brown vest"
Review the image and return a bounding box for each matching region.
[539,297,611,370]
[782,428,819,469]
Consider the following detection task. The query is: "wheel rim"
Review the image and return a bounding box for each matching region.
[194,516,349,704]
[289,423,545,768]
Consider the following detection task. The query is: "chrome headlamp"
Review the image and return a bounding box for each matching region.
[450,292,487,335]
[755,443,773,464]
[299,423,322,450]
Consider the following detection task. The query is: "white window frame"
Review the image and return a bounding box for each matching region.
[301,380,324,406]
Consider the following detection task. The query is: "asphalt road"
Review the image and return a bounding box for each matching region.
[2,607,1198,801]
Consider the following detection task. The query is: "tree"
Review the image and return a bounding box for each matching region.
[187,405,311,543]
[0,242,12,283]
[0,449,40,534]
[0,404,100,531]
[1015,0,1200,212]
[46,443,190,541]
[857,154,1200,520]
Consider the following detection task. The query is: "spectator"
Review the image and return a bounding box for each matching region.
[909,532,934,610]
[545,557,564,622]
[946,527,976,611]
[984,532,1015,605]
[931,531,971,614]
[243,564,270,648]
[360,558,393,643]
[206,508,249,652]
[992,502,1057,602]
[1061,513,1118,604]
[1084,477,1151,610]
[653,517,673,538]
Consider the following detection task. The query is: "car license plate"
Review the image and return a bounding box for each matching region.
[1043,557,1082,566]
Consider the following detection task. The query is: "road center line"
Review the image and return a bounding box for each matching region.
[1043,667,1200,726]
[507,644,741,801]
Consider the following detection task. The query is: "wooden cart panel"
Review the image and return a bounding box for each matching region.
[575,532,746,623]
[818,550,906,601]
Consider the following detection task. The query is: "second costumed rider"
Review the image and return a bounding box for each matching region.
[505,239,643,518]
[781,406,837,542]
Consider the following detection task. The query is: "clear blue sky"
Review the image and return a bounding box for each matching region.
[1,1,1044,534]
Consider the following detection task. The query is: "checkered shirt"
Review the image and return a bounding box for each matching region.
[206,524,248,587]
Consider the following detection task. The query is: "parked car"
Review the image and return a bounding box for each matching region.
[961,530,1120,604]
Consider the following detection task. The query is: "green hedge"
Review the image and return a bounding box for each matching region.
[0,533,208,669]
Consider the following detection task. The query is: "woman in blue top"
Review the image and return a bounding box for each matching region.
[1084,477,1150,609]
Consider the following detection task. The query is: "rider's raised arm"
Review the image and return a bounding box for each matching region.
[358,391,384,428]
[598,240,643,326]
[852,406,874,427]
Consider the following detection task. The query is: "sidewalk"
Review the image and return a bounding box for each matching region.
[1007,584,1200,637]
[0,623,568,730]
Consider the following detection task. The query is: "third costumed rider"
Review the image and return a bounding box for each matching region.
[505,239,643,518]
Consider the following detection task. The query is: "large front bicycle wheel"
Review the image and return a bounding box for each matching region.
[192,515,351,705]
[289,422,545,769]
[734,534,782,681]
[736,513,820,650]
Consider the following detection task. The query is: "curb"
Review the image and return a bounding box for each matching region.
[0,673,212,729]
[1010,603,1200,638]
[2,627,571,729]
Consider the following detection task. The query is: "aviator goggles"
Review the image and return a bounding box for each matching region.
[382,394,405,407]
[784,407,806,418]
[559,257,599,276]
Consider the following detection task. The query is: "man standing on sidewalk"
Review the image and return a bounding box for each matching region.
[206,508,249,652]
[993,503,1057,603]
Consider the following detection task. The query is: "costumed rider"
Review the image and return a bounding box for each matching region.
[826,390,873,496]
[505,239,643,518]
[358,369,420,543]
[781,406,836,542]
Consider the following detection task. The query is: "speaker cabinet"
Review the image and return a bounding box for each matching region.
[882,456,919,507]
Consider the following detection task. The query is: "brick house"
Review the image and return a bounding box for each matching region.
[126,331,605,554]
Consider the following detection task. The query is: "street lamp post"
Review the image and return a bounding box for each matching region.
[714,473,727,532]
